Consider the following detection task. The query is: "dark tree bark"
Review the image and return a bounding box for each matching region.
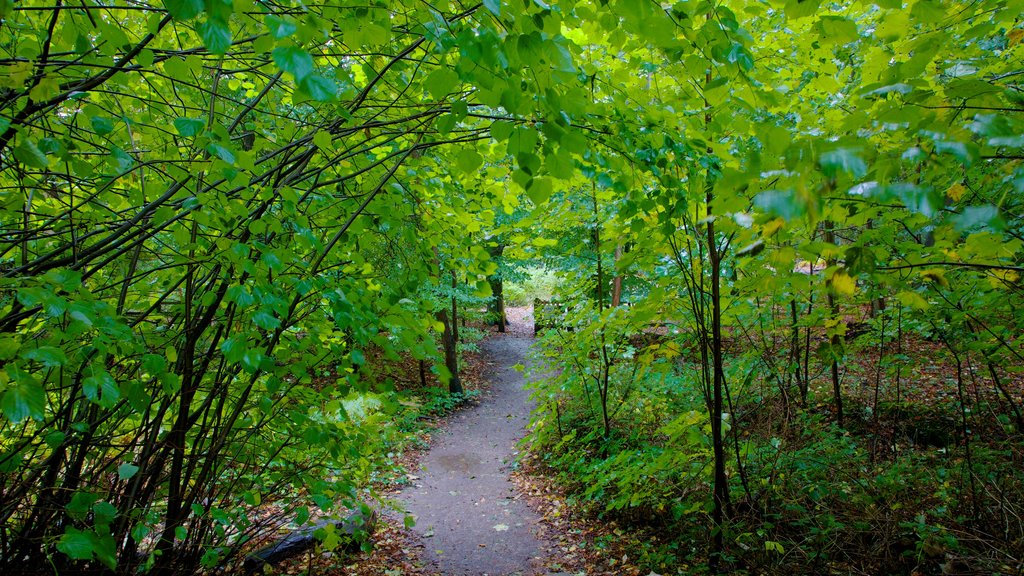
[439,307,462,395]
[487,244,507,332]
[823,219,844,428]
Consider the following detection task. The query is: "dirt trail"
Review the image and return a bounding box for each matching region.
[401,310,552,576]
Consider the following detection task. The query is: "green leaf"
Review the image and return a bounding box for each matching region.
[754,189,805,221]
[933,140,977,166]
[142,354,167,374]
[272,46,314,80]
[45,430,66,448]
[785,0,820,20]
[889,183,941,217]
[455,149,483,174]
[526,177,552,205]
[90,116,115,135]
[164,0,203,21]
[483,0,500,17]
[13,138,49,168]
[93,501,117,527]
[22,345,68,367]
[817,16,859,45]
[67,492,97,520]
[206,142,236,164]
[253,310,281,330]
[84,371,121,409]
[240,349,266,372]
[350,349,366,365]
[93,533,117,570]
[174,117,205,137]
[118,463,140,480]
[435,114,456,134]
[300,74,337,102]
[57,528,95,561]
[1,372,45,422]
[819,147,867,179]
[424,68,459,101]
[953,205,1002,232]
[844,246,876,274]
[490,120,514,141]
[726,43,754,71]
[198,18,232,55]
[265,15,297,39]
[0,338,18,360]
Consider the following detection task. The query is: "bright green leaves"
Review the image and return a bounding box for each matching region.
[425,67,459,101]
[970,114,1024,148]
[117,463,140,480]
[754,189,808,221]
[220,335,268,373]
[90,116,115,136]
[84,370,121,409]
[273,46,314,80]
[910,0,947,24]
[57,529,98,561]
[21,346,68,367]
[206,142,235,164]
[1,367,45,422]
[455,149,483,174]
[819,147,868,180]
[265,15,297,39]
[816,16,859,45]
[300,75,337,102]
[715,42,754,72]
[932,139,978,167]
[272,46,336,102]
[57,527,117,569]
[526,177,552,205]
[198,18,232,55]
[164,0,203,21]
[953,205,1003,232]
[253,309,281,330]
[490,120,514,142]
[174,117,205,137]
[13,137,49,168]
[784,0,821,20]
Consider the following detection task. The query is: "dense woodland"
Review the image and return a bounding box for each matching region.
[0,0,1022,574]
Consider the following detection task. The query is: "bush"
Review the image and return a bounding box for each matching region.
[505,267,561,306]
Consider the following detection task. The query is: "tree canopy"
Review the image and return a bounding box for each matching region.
[1,0,1022,573]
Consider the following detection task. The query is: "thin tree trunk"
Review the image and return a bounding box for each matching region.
[707,201,729,573]
[611,243,623,307]
[703,42,729,572]
[439,307,462,395]
[823,219,844,428]
[451,270,459,344]
[487,244,507,332]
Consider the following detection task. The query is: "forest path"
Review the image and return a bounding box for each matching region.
[400,310,553,576]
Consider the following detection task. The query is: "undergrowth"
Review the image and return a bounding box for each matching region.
[527,342,1024,575]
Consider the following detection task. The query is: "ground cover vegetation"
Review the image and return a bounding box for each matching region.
[0,0,1022,573]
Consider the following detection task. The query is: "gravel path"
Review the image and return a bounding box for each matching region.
[401,308,550,576]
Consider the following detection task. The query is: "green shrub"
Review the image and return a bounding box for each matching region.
[505,266,561,306]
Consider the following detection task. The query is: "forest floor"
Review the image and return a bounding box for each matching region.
[271,307,648,576]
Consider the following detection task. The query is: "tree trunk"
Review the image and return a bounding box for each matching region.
[438,307,462,395]
[490,276,507,332]
[823,219,844,428]
[487,244,507,332]
[450,270,459,344]
[707,199,730,573]
[703,48,729,573]
[611,243,623,307]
